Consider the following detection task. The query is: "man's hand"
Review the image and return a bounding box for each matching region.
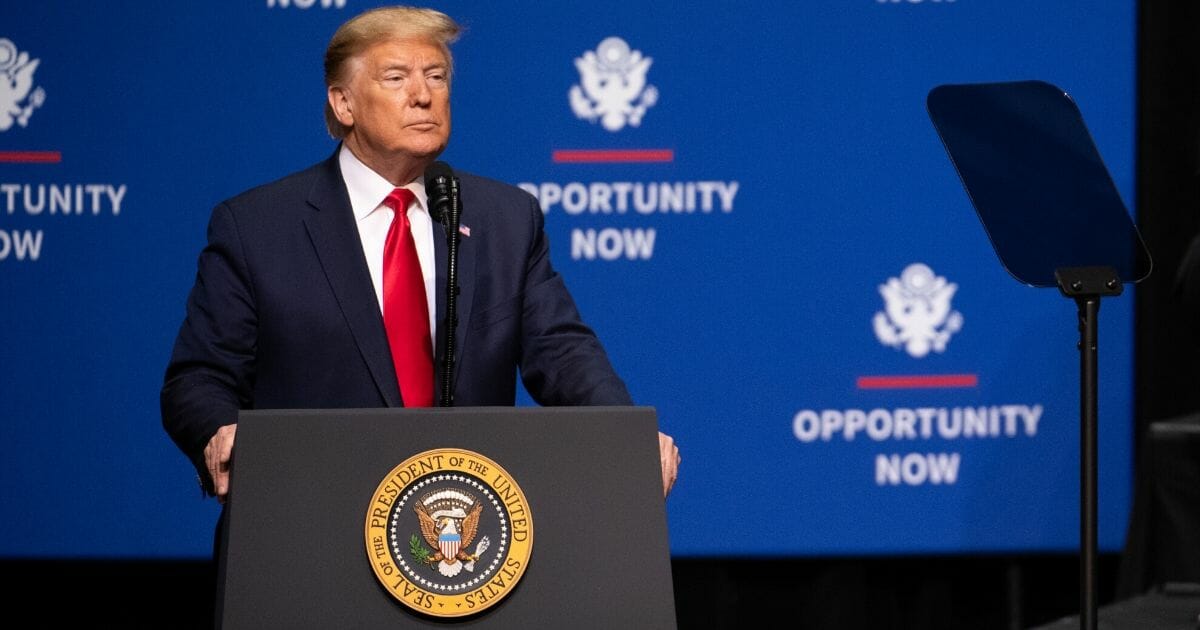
[659,431,680,498]
[204,424,237,504]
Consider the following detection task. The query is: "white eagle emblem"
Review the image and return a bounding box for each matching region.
[873,263,964,358]
[414,490,490,578]
[0,38,45,132]
[569,36,658,132]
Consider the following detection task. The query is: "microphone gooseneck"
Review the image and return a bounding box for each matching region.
[423,161,462,407]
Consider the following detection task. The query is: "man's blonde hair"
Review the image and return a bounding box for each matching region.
[323,6,461,139]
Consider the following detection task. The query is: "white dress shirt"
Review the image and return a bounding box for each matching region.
[338,145,437,347]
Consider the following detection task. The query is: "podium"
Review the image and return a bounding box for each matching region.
[216,406,677,629]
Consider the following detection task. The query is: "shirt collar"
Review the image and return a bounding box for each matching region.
[338,144,429,221]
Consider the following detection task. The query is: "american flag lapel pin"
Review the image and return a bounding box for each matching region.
[459,224,471,237]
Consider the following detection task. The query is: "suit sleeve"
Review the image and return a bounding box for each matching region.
[160,202,258,494]
[515,193,634,406]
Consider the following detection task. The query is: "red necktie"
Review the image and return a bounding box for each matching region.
[381,188,434,407]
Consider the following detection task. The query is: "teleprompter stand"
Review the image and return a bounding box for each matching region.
[1057,266,1123,630]
[927,81,1152,630]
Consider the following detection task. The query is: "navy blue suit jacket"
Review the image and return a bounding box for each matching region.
[161,150,631,489]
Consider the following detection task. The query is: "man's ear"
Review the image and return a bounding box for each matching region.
[328,86,354,128]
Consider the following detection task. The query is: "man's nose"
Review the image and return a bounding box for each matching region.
[407,78,432,106]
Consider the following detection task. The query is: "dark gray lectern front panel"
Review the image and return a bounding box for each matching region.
[218,406,676,629]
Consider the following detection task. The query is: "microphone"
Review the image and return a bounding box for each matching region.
[424,161,455,227]
[422,161,462,408]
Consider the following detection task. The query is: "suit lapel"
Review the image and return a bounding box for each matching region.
[303,153,402,407]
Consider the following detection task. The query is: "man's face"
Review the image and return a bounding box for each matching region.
[335,38,451,173]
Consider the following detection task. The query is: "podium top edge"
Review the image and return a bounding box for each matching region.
[238,406,657,419]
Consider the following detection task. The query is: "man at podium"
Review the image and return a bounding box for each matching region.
[160,6,679,509]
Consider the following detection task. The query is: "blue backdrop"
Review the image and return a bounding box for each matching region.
[0,0,1136,558]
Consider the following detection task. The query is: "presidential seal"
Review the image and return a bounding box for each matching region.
[364,448,533,617]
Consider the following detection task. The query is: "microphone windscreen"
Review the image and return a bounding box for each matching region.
[424,161,454,188]
[423,161,454,223]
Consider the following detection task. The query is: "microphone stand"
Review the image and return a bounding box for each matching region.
[438,177,462,407]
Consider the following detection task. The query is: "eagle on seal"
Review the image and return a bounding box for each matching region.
[416,501,484,577]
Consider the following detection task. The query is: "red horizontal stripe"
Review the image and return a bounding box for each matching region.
[552,149,674,163]
[0,151,62,163]
[856,374,979,390]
